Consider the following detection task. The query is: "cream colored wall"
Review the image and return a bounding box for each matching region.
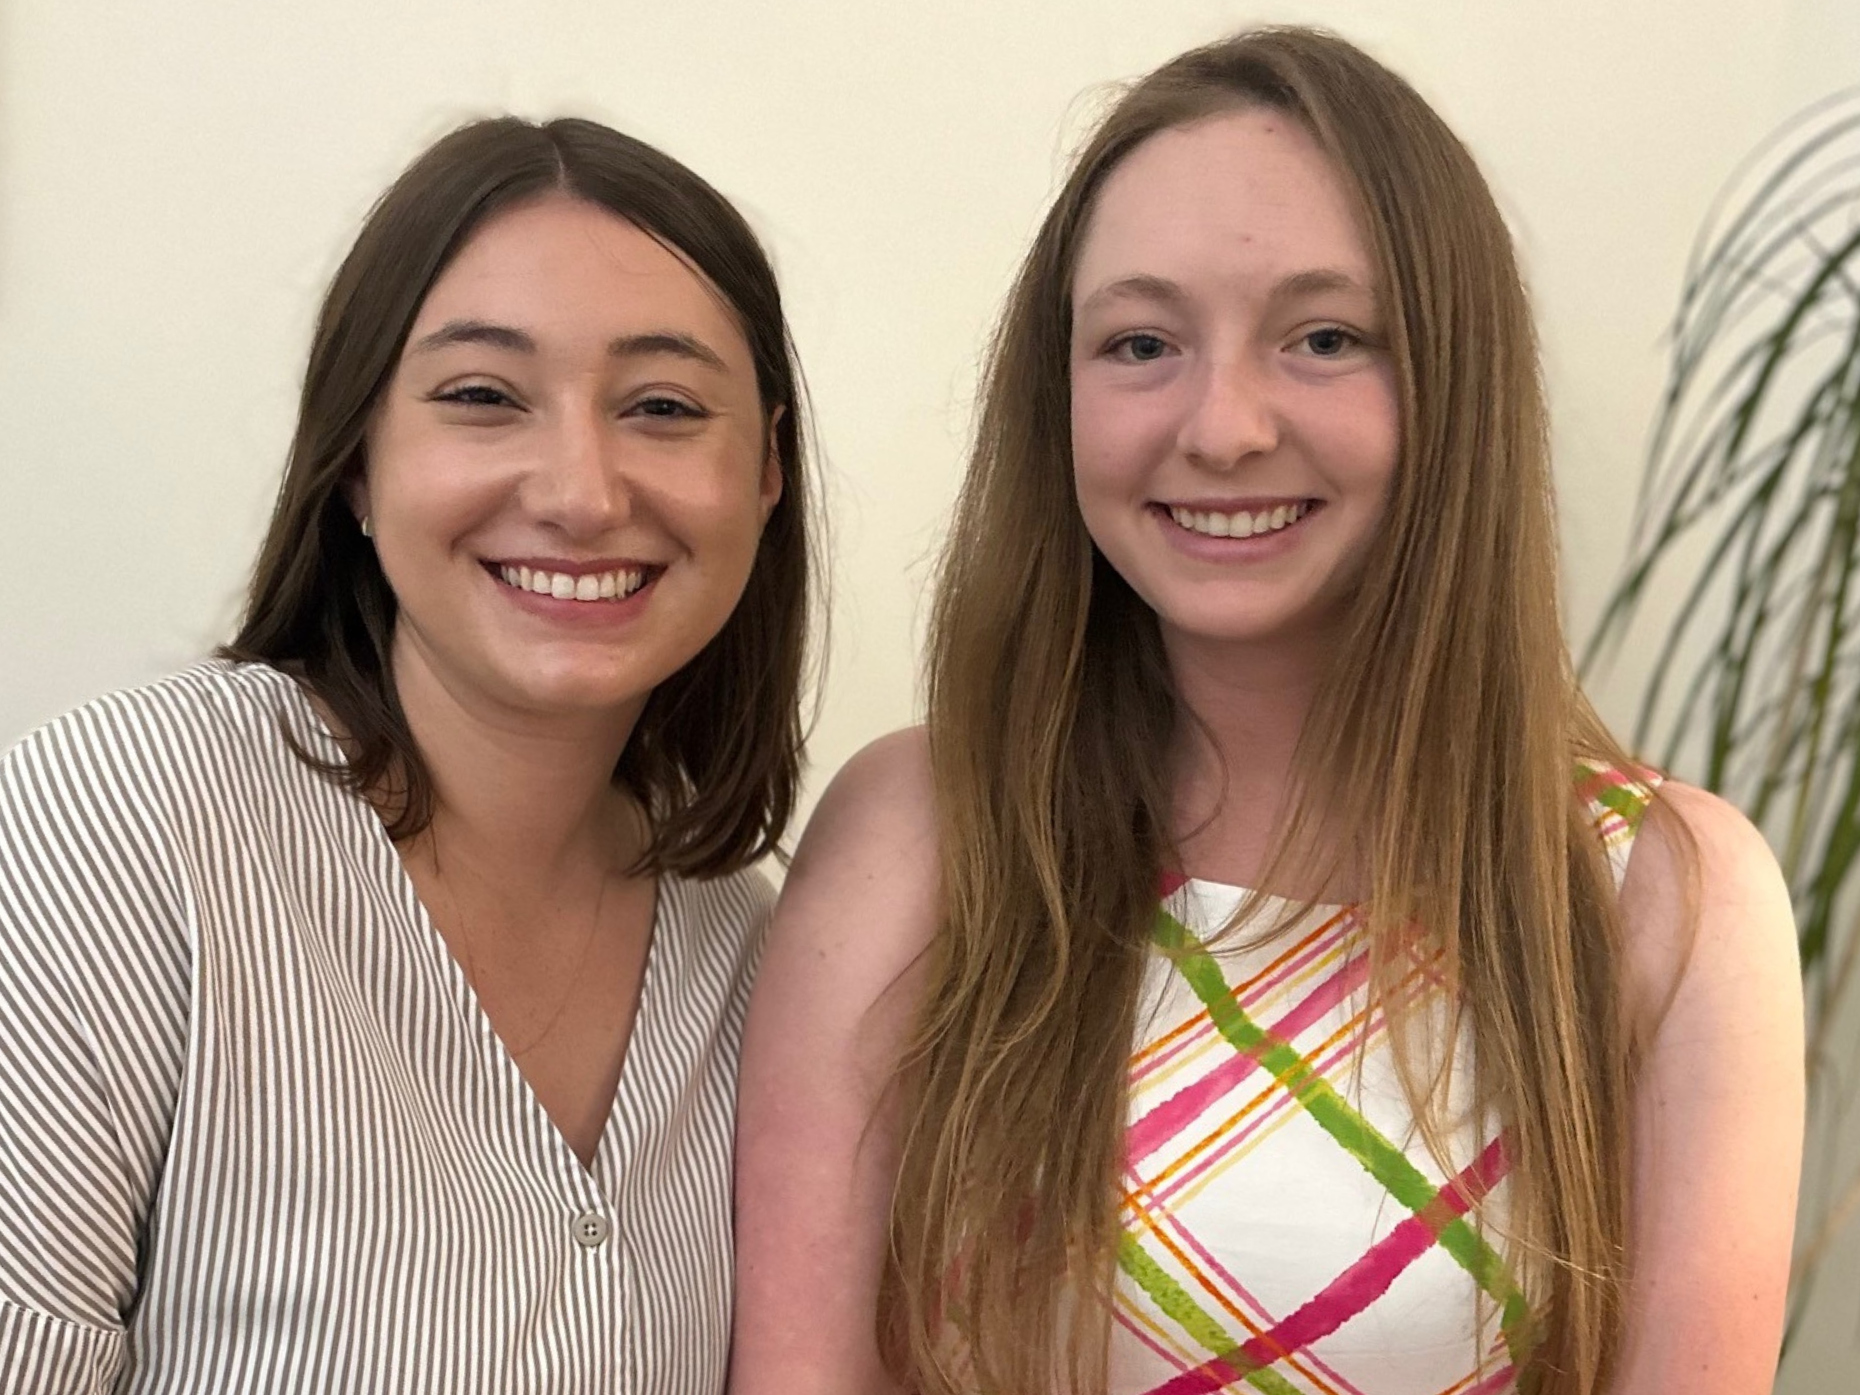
[3,0,1855,1384]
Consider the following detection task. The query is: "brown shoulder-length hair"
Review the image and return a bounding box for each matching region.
[222,116,815,877]
[893,26,1639,1394]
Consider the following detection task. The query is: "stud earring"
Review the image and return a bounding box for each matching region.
[360,516,373,538]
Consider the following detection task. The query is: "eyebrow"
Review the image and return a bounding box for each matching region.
[1073,267,1374,318]
[1074,274,1190,319]
[608,331,729,373]
[409,319,536,355]
[407,320,730,373]
[1268,268,1371,302]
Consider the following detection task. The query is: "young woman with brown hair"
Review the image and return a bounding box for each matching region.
[732,27,1800,1395]
[0,117,813,1392]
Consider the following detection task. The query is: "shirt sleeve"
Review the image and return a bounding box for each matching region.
[0,1300,124,1394]
[0,705,191,1391]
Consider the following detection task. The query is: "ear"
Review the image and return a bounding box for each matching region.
[759,404,786,523]
[343,472,373,536]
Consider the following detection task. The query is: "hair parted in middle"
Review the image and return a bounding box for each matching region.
[223,115,818,878]
[892,26,1639,1395]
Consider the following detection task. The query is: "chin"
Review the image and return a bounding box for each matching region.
[1155,603,1324,651]
[494,664,653,719]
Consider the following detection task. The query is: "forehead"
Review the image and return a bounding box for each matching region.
[411,195,752,360]
[1072,109,1374,298]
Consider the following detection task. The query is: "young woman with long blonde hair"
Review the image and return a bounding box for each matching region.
[731,26,1801,1395]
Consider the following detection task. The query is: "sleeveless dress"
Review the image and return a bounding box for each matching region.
[1107,764,1658,1395]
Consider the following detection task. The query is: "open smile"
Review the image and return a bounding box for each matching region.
[1158,499,1322,539]
[483,561,662,603]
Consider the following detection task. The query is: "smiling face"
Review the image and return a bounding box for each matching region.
[354,193,781,729]
[1069,108,1400,663]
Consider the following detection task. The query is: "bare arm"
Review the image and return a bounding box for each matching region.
[1608,781,1803,1392]
[730,729,940,1395]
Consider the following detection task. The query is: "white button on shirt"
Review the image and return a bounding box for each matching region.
[574,1212,614,1250]
[0,662,773,1394]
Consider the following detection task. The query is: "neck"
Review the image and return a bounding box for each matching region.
[1167,628,1329,787]
[1164,625,1341,894]
[387,639,647,895]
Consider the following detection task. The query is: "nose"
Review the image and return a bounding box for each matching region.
[523,403,627,536]
[1176,354,1279,470]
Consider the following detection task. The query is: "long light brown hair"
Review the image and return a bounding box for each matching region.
[224,117,815,876]
[890,27,1643,1393]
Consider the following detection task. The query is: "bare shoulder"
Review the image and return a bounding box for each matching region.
[732,731,932,1390]
[787,726,935,888]
[763,726,940,1009]
[1606,787,1804,1384]
[1618,779,1800,1036]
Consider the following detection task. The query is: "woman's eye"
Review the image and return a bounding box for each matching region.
[1301,327,1358,358]
[632,396,707,421]
[433,384,517,409]
[1110,333,1171,363]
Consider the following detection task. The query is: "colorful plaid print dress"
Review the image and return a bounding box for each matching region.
[1108,765,1657,1395]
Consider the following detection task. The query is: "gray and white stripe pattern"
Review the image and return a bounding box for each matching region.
[0,661,772,1394]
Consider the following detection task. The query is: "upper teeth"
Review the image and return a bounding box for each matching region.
[498,565,648,601]
[1169,501,1313,538]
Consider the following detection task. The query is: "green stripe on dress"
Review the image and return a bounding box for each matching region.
[1116,1233,1307,1395]
[1151,907,1533,1367]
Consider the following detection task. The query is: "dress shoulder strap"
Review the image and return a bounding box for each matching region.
[1574,758,1664,890]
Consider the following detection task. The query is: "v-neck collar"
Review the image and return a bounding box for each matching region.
[280,667,664,1194]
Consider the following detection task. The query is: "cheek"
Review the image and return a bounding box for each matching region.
[1311,375,1401,499]
[368,415,507,534]
[1070,376,1176,568]
[1070,376,1161,501]
[651,449,775,557]
[381,463,510,554]
[1068,405,1117,542]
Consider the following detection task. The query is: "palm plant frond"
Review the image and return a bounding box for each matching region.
[1583,86,1860,1355]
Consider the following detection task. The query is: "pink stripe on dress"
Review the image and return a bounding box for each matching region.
[1140,1138,1510,1395]
[1127,950,1373,1165]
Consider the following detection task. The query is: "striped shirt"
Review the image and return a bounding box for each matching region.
[0,660,773,1394]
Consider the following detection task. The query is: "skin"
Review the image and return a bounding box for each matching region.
[731,112,1801,1392]
[352,193,780,1168]
[1068,111,1399,895]
[1069,112,1399,658]
[1609,783,1803,1391]
[730,728,931,1395]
